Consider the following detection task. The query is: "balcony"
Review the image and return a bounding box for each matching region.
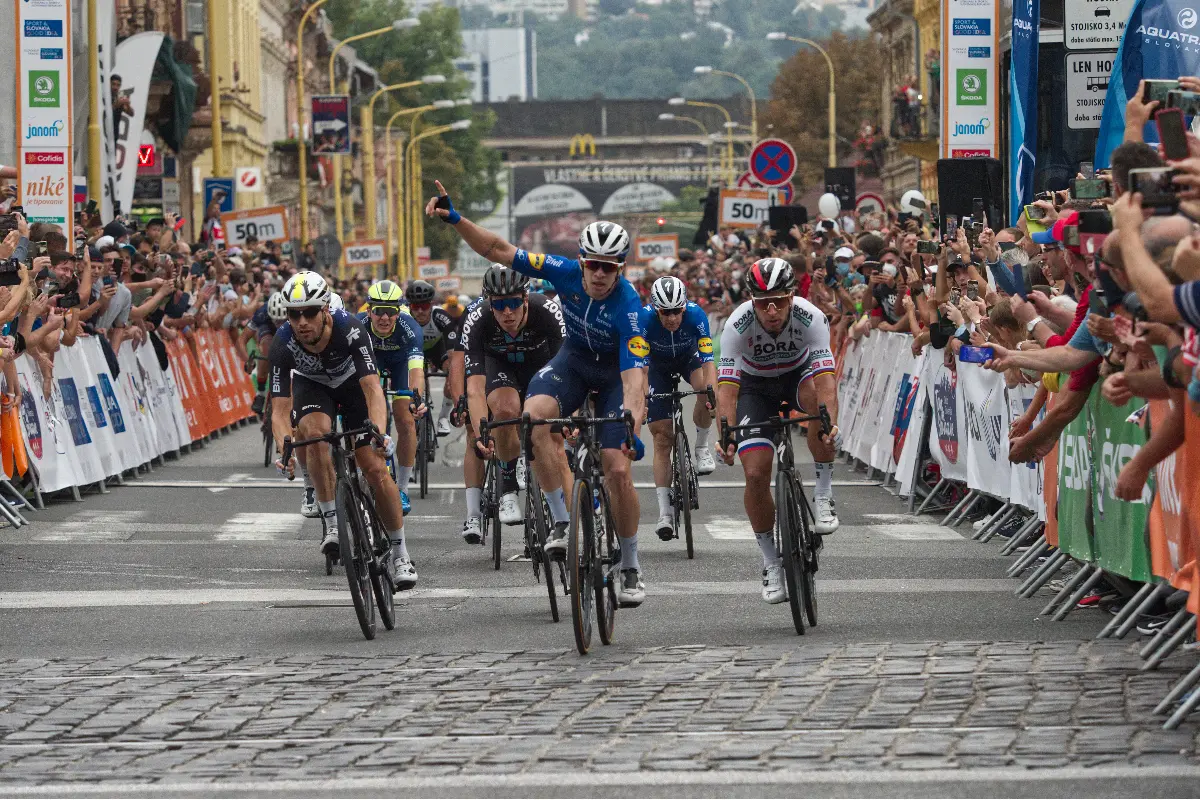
[117,0,182,41]
[888,93,940,162]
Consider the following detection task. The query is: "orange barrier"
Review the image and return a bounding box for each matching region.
[165,337,215,441]
[165,330,256,443]
[0,403,28,479]
[1042,393,1060,548]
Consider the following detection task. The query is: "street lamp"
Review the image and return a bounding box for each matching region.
[295,0,330,244]
[693,65,757,142]
[768,32,837,167]
[405,119,472,274]
[383,100,458,274]
[659,113,716,187]
[670,97,736,184]
[327,23,423,249]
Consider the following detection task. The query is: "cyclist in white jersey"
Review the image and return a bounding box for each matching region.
[715,258,842,605]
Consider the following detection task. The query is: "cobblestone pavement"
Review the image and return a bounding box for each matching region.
[0,640,1196,794]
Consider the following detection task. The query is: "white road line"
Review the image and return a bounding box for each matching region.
[0,579,1020,608]
[119,479,882,490]
[703,516,756,540]
[876,524,967,541]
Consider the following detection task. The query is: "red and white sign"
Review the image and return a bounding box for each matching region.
[343,240,387,267]
[419,260,450,279]
[220,205,290,246]
[634,234,679,262]
[20,152,70,226]
[951,149,993,158]
[236,167,263,193]
[718,189,770,229]
[768,184,795,206]
[736,171,762,189]
[748,138,798,187]
[855,192,886,215]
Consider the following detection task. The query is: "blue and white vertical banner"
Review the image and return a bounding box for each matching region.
[15,0,73,227]
[941,0,1001,158]
[1009,0,1040,222]
[1096,0,1200,166]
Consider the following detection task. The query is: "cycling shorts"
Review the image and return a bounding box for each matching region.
[526,343,626,450]
[425,340,451,371]
[484,357,544,401]
[292,374,374,448]
[733,367,810,455]
[647,352,704,424]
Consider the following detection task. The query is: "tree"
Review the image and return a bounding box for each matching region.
[761,32,883,192]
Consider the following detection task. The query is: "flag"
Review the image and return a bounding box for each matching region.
[1009,0,1039,222]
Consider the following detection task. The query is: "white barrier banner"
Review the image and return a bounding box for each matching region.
[894,348,928,495]
[1007,383,1044,512]
[923,348,969,483]
[77,336,145,472]
[118,341,161,461]
[13,355,77,493]
[55,341,121,480]
[135,343,181,455]
[49,347,106,486]
[959,361,1010,498]
[867,334,912,472]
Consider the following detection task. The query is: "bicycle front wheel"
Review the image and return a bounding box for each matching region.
[337,480,377,640]
[488,462,503,571]
[596,487,618,645]
[675,429,695,560]
[363,500,396,632]
[528,470,559,622]
[775,476,806,636]
[795,480,818,628]
[568,478,595,654]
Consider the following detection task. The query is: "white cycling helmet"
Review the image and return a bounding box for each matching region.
[579,221,630,260]
[650,276,687,310]
[281,271,331,308]
[329,292,344,312]
[266,291,288,322]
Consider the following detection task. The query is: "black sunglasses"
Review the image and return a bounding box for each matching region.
[581,258,622,274]
[658,307,684,317]
[286,307,322,320]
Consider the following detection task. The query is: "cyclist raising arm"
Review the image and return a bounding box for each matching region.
[715,258,841,605]
[640,276,717,541]
[427,181,651,606]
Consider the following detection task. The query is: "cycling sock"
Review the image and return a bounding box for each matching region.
[465,487,482,519]
[814,461,834,499]
[439,395,453,420]
[695,425,711,449]
[755,530,781,567]
[300,463,313,490]
[621,534,640,571]
[395,465,412,488]
[389,527,409,561]
[319,500,337,532]
[655,486,672,517]
[544,487,568,524]
[500,459,517,494]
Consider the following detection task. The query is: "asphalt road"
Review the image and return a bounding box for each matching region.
[0,398,1196,797]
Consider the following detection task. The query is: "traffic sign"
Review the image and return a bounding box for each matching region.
[736,171,763,189]
[343,240,386,267]
[767,184,794,206]
[718,189,771,229]
[419,260,450,279]
[1064,0,1134,50]
[1066,51,1117,130]
[633,234,679,263]
[855,192,886,216]
[203,177,234,214]
[235,166,262,193]
[748,139,797,187]
[220,205,290,246]
[311,234,342,268]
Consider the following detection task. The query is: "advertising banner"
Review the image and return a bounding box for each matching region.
[112,32,165,221]
[15,0,72,227]
[1090,394,1153,581]
[1009,0,1040,221]
[960,361,1011,498]
[1095,0,1200,166]
[311,95,351,155]
[97,0,117,221]
[924,351,968,482]
[1056,387,1095,562]
[941,0,1000,158]
[1147,399,1191,587]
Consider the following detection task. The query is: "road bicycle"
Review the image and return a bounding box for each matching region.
[646,384,714,559]
[522,407,634,655]
[260,391,273,469]
[414,402,436,499]
[476,416,525,571]
[520,423,565,622]
[282,422,396,641]
[720,403,831,635]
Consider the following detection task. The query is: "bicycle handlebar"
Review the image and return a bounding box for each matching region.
[280,421,385,481]
[646,385,717,411]
[719,403,831,453]
[477,416,523,450]
[520,409,635,451]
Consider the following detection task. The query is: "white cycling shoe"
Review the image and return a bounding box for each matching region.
[618,569,646,607]
[655,513,675,541]
[814,496,840,535]
[762,564,787,604]
[694,446,717,476]
[393,555,418,590]
[499,492,523,526]
[437,417,452,437]
[300,487,320,518]
[462,516,483,544]
[319,527,339,556]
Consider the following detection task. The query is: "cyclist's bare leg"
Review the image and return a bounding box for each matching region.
[297,413,335,503]
[394,398,416,473]
[486,387,522,462]
[355,444,404,531]
[688,367,713,429]
[739,448,775,532]
[601,448,639,538]
[649,418,673,519]
[798,378,836,499]
[524,393,571,523]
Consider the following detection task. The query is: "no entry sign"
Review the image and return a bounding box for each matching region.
[748,139,797,187]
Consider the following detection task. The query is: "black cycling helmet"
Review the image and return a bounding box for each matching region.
[405,280,436,304]
[482,264,529,297]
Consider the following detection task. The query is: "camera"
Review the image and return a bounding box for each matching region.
[0,257,21,287]
[1077,208,1113,255]
[35,241,48,257]
[1128,166,1181,210]
[1070,177,1110,201]
[916,240,940,255]
[56,292,81,309]
[1166,89,1200,116]
[1144,79,1181,104]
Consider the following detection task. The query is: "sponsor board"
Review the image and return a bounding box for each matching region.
[943,0,999,158]
[718,189,770,229]
[633,234,679,262]
[342,240,387,267]
[418,261,451,279]
[219,205,290,246]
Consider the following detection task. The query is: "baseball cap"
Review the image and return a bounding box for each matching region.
[834,246,855,261]
[94,235,116,250]
[102,221,128,240]
[1030,211,1080,251]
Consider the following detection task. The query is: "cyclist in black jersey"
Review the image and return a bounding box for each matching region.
[446,295,487,541]
[269,272,417,589]
[405,280,458,434]
[462,265,567,537]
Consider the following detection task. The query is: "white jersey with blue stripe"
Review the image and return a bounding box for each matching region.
[717,297,834,385]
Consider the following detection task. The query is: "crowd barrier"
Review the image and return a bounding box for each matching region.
[5,329,256,501]
[836,331,1200,728]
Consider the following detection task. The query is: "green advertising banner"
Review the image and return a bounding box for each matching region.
[1056,386,1095,563]
[1090,393,1154,582]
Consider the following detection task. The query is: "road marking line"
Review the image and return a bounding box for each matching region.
[703,516,756,540]
[117,480,883,490]
[0,579,1020,608]
[876,523,966,541]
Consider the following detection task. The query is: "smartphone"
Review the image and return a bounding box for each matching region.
[945,214,960,241]
[436,195,452,211]
[1166,89,1200,116]
[1145,79,1180,104]
[1128,166,1180,209]
[965,222,984,247]
[966,280,979,301]
[1062,225,1079,248]
[84,199,98,217]
[959,345,995,364]
[1023,204,1046,222]
[929,201,940,228]
[1077,208,1113,254]
[972,197,985,225]
[1071,178,1111,200]
[75,240,86,259]
[916,240,940,255]
[1157,108,1190,159]
[35,241,48,257]
[102,276,115,288]
[998,241,1019,252]
[949,287,962,305]
[1080,162,1094,180]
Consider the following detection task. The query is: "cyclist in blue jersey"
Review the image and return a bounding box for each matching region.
[640,276,718,541]
[359,280,427,515]
[427,180,650,606]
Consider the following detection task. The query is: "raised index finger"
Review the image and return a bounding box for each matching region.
[435,180,447,196]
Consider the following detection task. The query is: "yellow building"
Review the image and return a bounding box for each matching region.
[193,0,270,213]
